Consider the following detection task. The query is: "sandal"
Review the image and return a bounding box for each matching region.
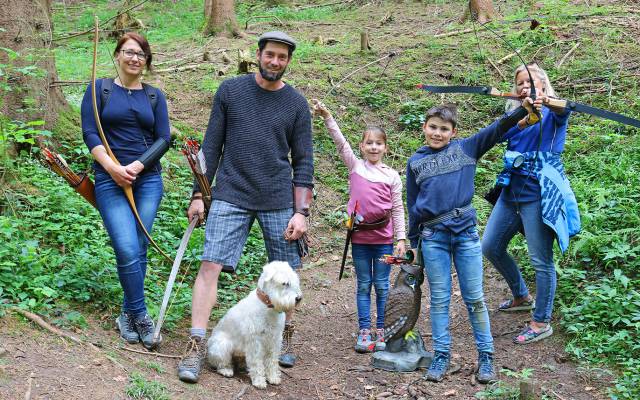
[498,298,535,312]
[513,324,553,344]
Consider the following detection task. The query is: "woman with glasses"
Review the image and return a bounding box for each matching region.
[81,32,170,350]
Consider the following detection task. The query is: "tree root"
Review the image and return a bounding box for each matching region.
[10,307,126,371]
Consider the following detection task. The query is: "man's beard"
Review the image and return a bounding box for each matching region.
[259,64,286,82]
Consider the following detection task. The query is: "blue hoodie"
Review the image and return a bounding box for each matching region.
[406,107,527,248]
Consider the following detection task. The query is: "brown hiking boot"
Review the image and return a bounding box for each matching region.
[177,336,207,383]
[278,322,296,368]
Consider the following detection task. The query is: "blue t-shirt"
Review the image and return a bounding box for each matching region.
[501,107,571,202]
[81,79,171,174]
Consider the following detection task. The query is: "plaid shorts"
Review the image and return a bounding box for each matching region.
[202,199,301,272]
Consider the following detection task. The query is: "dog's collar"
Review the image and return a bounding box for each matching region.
[256,288,274,308]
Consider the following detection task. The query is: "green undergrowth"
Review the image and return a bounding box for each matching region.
[2,0,640,398]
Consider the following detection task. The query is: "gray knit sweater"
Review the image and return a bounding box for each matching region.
[194,74,314,211]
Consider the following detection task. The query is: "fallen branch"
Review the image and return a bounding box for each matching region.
[10,307,126,371]
[244,15,285,30]
[434,27,475,38]
[119,346,181,359]
[487,57,506,80]
[297,0,350,10]
[49,80,88,88]
[496,41,533,64]
[154,63,215,74]
[556,42,580,68]
[25,372,35,400]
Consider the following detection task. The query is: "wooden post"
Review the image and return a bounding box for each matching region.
[519,379,541,400]
[360,30,370,51]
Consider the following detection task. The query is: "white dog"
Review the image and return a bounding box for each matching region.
[207,261,302,389]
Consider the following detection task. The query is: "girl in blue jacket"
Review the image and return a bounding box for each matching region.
[482,63,580,345]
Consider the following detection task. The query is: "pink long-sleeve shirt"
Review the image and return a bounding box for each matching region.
[325,117,406,245]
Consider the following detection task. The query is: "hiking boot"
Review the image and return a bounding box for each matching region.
[424,351,450,382]
[476,351,497,384]
[374,328,386,352]
[115,312,139,344]
[279,323,296,368]
[354,329,374,353]
[133,313,161,351]
[177,336,207,383]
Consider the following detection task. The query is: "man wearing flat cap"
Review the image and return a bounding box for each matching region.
[178,31,314,383]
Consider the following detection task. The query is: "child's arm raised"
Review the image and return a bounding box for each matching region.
[464,98,538,159]
[311,99,359,171]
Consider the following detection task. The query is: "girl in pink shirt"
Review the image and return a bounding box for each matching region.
[312,99,406,353]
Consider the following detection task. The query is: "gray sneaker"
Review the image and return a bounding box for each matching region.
[133,313,161,351]
[116,312,139,344]
[178,336,207,383]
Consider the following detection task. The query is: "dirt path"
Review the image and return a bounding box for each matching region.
[0,239,612,399]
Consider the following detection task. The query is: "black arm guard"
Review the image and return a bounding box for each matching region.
[497,106,528,135]
[138,138,170,170]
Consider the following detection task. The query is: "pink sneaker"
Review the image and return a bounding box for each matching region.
[355,329,373,353]
[374,328,386,351]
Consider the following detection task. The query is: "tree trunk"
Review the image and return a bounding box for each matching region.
[460,0,496,24]
[204,0,239,37]
[0,0,68,145]
[204,0,213,20]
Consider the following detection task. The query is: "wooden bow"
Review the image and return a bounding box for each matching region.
[90,16,172,262]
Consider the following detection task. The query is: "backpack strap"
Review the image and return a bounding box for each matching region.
[99,78,159,114]
[142,83,159,112]
[99,78,114,117]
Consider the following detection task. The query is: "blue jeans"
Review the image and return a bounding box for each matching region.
[351,243,393,330]
[421,226,494,354]
[95,171,163,316]
[481,195,556,323]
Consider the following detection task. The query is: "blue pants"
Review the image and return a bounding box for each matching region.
[482,195,556,323]
[351,243,393,330]
[95,171,163,316]
[421,226,494,354]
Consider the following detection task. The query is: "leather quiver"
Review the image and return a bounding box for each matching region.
[72,174,98,209]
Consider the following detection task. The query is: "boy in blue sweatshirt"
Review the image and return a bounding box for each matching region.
[406,100,537,384]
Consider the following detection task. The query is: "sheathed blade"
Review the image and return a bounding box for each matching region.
[153,216,199,342]
[338,230,353,281]
[566,101,640,129]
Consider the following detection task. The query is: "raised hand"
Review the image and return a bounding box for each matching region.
[311,99,331,119]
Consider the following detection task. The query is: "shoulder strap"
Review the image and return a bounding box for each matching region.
[142,83,159,111]
[99,78,113,117]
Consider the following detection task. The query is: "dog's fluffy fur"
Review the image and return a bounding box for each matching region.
[207,261,302,389]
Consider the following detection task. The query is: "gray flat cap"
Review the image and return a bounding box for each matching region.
[258,31,297,52]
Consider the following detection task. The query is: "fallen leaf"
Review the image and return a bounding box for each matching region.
[113,375,127,382]
[357,377,364,383]
[444,389,456,397]
[364,385,375,390]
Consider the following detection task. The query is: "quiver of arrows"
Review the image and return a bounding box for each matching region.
[42,147,97,209]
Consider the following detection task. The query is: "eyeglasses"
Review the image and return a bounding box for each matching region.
[120,49,147,61]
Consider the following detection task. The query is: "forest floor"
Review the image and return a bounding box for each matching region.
[0,0,631,398]
[0,243,614,399]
